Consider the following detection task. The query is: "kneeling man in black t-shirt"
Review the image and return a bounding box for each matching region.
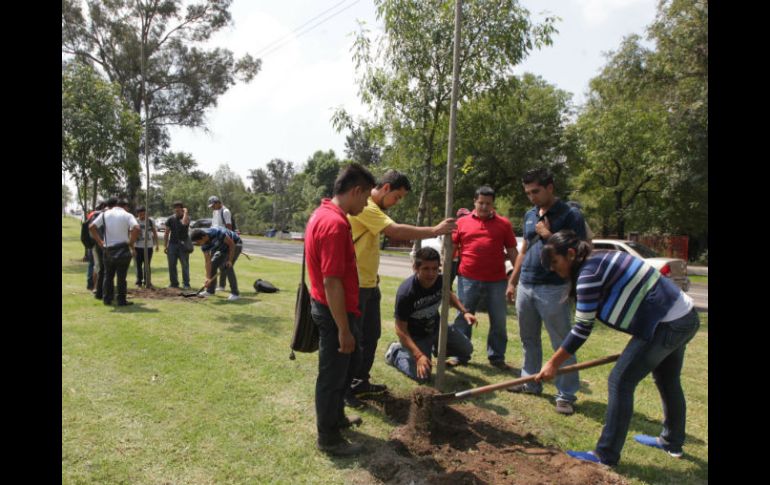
[384,247,477,382]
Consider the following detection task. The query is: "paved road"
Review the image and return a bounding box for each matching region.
[241,236,708,311]
[240,237,414,278]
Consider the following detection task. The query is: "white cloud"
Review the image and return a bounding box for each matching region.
[575,0,650,26]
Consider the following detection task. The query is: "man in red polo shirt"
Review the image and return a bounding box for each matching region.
[449,186,518,370]
[305,163,375,457]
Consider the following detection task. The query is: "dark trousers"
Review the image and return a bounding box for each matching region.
[596,309,700,465]
[312,299,361,444]
[206,245,242,295]
[103,255,132,304]
[351,286,381,384]
[134,247,154,285]
[93,246,105,298]
[86,248,94,289]
[166,242,190,287]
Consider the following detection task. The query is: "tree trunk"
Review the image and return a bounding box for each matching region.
[92,176,99,210]
[615,191,625,238]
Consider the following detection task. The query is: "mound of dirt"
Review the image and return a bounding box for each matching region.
[360,391,628,485]
[126,287,201,302]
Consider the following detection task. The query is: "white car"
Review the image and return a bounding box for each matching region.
[414,235,521,275]
[591,239,691,292]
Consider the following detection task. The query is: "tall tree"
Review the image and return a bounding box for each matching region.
[646,0,708,251]
[247,168,270,193]
[62,0,261,205]
[348,0,557,227]
[455,73,574,214]
[62,184,73,214]
[265,159,296,228]
[62,62,142,213]
[574,37,676,237]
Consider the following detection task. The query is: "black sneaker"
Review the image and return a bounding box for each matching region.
[506,383,542,395]
[344,393,365,409]
[317,438,364,457]
[351,381,387,397]
[117,301,134,307]
[490,360,513,371]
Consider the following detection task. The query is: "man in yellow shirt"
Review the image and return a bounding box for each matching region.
[346,170,456,407]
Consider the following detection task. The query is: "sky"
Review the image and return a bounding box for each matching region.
[65,0,659,204]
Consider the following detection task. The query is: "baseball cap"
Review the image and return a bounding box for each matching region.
[207,196,220,208]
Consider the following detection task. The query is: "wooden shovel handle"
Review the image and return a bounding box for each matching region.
[451,353,621,400]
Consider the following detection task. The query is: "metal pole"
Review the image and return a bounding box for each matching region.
[436,0,463,390]
[141,6,151,287]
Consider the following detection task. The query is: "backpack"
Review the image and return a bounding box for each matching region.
[80,212,99,248]
[253,279,278,293]
[220,208,237,232]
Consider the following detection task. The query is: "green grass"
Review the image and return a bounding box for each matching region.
[62,217,707,484]
[689,275,708,285]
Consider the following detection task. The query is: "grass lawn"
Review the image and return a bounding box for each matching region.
[62,217,707,484]
[689,275,708,285]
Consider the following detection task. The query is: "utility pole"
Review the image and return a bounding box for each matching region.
[436,0,463,390]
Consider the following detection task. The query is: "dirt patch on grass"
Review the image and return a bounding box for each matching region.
[359,390,628,485]
[126,287,201,302]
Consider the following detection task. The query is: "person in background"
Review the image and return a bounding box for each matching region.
[89,198,140,306]
[164,201,191,290]
[449,186,518,370]
[208,195,233,291]
[134,207,159,287]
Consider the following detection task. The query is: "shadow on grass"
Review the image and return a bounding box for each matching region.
[108,302,160,313]
[575,399,705,446]
[212,312,275,333]
[614,453,708,485]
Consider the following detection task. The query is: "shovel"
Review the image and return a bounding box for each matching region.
[433,353,620,402]
[180,251,226,298]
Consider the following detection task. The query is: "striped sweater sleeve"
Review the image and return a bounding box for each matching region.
[561,253,615,354]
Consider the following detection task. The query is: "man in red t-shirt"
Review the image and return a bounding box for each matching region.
[305,163,375,457]
[450,186,518,370]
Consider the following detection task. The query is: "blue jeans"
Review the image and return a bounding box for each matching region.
[351,286,381,384]
[86,248,94,289]
[166,242,190,287]
[515,282,579,403]
[206,245,242,295]
[311,299,361,444]
[452,276,509,363]
[595,309,700,465]
[386,326,473,382]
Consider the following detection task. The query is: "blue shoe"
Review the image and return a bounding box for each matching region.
[633,434,683,458]
[566,450,602,463]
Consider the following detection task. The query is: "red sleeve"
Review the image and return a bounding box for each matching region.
[319,228,351,278]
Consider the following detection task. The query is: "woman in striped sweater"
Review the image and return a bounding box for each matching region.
[535,230,700,466]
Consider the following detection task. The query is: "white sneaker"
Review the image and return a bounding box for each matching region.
[384,342,400,364]
[199,290,213,297]
[227,294,240,301]
[216,286,226,291]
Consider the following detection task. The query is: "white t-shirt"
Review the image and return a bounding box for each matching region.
[135,218,155,249]
[92,207,139,247]
[661,291,694,322]
[212,206,232,228]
